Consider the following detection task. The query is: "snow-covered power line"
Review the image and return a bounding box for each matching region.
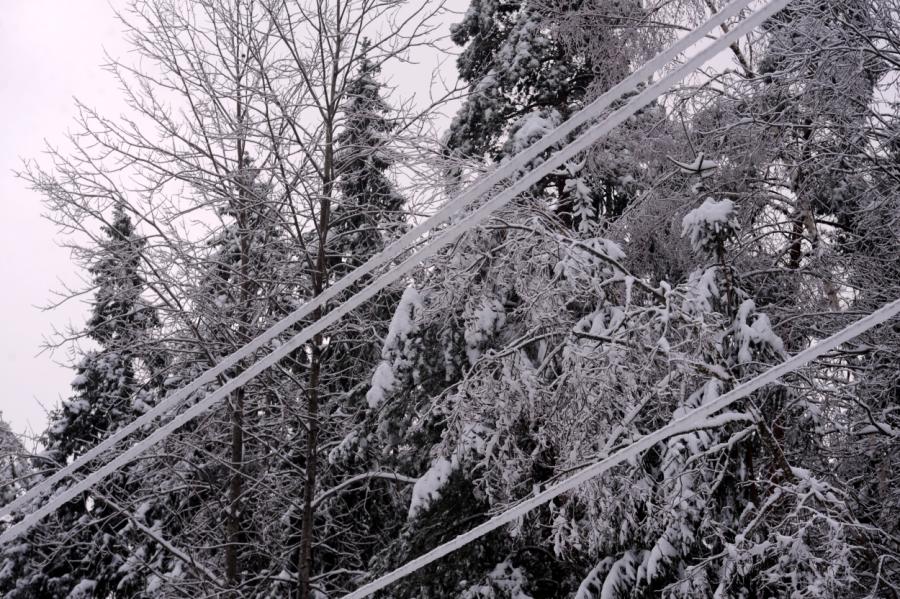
[342,296,900,599]
[0,0,758,524]
[0,0,781,543]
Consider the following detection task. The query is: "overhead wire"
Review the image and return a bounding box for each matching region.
[0,0,759,524]
[343,296,900,598]
[1,0,786,547]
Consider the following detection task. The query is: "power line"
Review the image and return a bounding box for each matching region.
[0,0,757,523]
[342,296,900,599]
[0,0,780,544]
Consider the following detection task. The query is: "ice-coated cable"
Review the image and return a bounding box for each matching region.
[343,295,900,599]
[0,0,758,522]
[0,0,785,544]
[0,0,783,544]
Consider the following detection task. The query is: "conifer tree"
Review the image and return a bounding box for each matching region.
[445,0,674,229]
[309,46,415,592]
[0,205,159,598]
[444,0,595,225]
[44,205,158,465]
[0,416,32,509]
[331,43,406,276]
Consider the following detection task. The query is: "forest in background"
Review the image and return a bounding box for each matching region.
[1,0,900,597]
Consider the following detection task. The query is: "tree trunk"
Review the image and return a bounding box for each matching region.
[298,121,334,599]
[225,385,246,586]
[298,341,322,599]
[226,135,253,588]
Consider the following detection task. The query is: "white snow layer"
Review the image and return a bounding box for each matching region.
[366,286,423,409]
[671,152,719,176]
[461,560,534,599]
[683,267,719,315]
[681,198,736,253]
[508,110,561,154]
[735,299,785,364]
[366,362,397,410]
[683,198,734,228]
[66,580,97,599]
[408,423,490,519]
[407,457,454,519]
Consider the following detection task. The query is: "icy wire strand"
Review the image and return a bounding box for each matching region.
[0,1,783,545]
[0,0,784,545]
[0,0,758,522]
[343,297,900,599]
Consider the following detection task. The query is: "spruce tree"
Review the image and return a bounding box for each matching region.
[309,47,415,591]
[445,0,669,229]
[0,416,32,509]
[445,0,593,227]
[331,44,406,276]
[44,205,158,465]
[0,205,159,599]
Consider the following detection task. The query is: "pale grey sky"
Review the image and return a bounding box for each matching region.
[1,0,127,438]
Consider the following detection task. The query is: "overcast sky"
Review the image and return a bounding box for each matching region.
[1,1,129,439]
